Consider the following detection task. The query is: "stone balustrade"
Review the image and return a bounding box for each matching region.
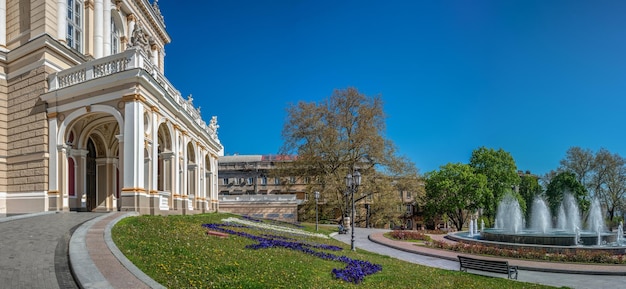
[47,48,217,140]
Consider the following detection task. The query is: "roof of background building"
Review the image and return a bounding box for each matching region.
[219,155,263,163]
[219,154,297,163]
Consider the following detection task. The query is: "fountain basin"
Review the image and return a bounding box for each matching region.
[481,229,617,246]
[448,231,625,254]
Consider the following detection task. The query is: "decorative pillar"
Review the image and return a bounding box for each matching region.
[181,134,189,213]
[47,114,59,210]
[112,158,119,210]
[73,149,88,209]
[121,95,145,212]
[172,127,181,211]
[126,14,136,48]
[151,109,159,194]
[213,157,219,211]
[103,0,111,56]
[94,0,103,58]
[0,0,6,48]
[116,134,124,210]
[57,0,67,42]
[151,44,159,66]
[59,145,70,211]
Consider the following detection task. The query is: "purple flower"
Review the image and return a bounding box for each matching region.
[201,222,382,284]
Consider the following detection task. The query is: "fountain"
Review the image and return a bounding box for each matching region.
[449,193,624,254]
[618,222,623,244]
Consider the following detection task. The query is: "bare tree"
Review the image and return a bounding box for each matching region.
[559,147,595,189]
[594,150,626,224]
[280,87,420,225]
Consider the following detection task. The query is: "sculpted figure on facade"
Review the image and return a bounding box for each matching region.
[129,23,152,56]
[210,116,219,139]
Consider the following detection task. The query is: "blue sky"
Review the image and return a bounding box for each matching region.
[157,1,626,176]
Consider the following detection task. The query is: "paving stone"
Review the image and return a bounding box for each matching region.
[0,212,103,289]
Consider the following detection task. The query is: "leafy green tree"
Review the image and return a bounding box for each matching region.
[424,163,487,231]
[280,87,420,226]
[545,171,589,215]
[469,147,520,222]
[518,173,543,223]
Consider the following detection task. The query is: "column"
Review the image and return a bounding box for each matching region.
[112,158,119,210]
[121,96,144,211]
[57,0,67,42]
[47,115,59,201]
[73,149,88,209]
[126,14,135,48]
[151,109,158,193]
[59,145,70,211]
[151,44,159,66]
[116,134,124,210]
[173,128,180,196]
[0,0,6,47]
[94,0,103,58]
[103,0,111,56]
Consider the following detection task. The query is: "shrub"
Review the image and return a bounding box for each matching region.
[390,230,431,241]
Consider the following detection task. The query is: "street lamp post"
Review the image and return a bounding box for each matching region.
[346,171,361,251]
[314,191,320,231]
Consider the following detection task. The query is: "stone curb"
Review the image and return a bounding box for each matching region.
[69,213,114,289]
[104,212,166,289]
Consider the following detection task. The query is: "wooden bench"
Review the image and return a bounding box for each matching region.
[458,255,518,280]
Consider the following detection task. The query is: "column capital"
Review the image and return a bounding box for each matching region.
[127,14,136,22]
[122,94,146,103]
[70,149,89,157]
[160,151,175,159]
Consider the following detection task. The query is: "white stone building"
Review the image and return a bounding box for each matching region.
[0,0,223,215]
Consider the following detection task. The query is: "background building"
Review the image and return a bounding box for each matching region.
[1,0,222,215]
[218,155,304,222]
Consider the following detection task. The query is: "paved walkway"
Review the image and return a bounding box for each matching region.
[332,229,626,289]
[0,211,104,289]
[3,212,626,289]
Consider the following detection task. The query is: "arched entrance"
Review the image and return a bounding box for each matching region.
[86,138,97,211]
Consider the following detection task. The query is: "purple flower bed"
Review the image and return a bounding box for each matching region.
[202,222,382,284]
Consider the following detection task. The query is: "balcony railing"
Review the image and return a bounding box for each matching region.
[47,48,218,140]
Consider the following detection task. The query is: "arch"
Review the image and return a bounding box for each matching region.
[157,122,173,192]
[186,141,197,202]
[110,9,125,54]
[186,142,196,164]
[58,105,124,147]
[157,121,173,151]
[84,132,106,154]
[111,9,127,43]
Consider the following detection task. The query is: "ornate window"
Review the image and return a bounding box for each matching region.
[67,0,83,52]
[111,18,120,54]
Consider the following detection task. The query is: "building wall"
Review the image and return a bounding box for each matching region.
[219,202,298,223]
[5,64,50,213]
[0,0,222,215]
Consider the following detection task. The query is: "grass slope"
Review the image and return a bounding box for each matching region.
[112,213,558,289]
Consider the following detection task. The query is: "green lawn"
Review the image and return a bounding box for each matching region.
[112,213,561,289]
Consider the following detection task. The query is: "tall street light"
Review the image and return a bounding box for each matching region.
[346,171,361,251]
[314,191,320,231]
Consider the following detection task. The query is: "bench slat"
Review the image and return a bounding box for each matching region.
[458,256,518,279]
